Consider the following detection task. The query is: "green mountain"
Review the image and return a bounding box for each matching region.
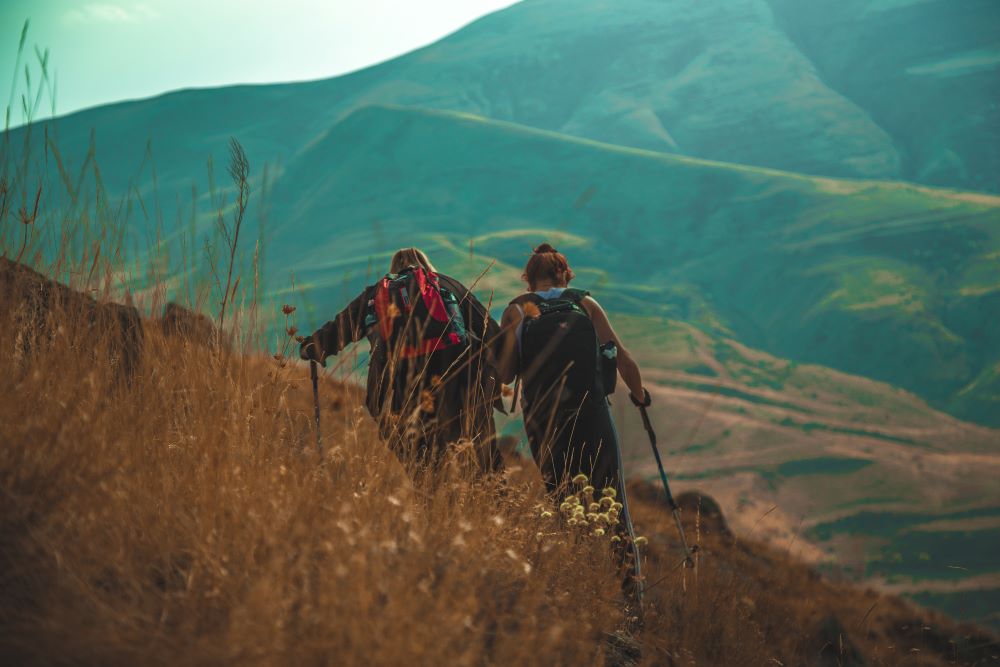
[14,0,999,195]
[259,104,1000,426]
[4,0,998,425]
[766,0,1000,191]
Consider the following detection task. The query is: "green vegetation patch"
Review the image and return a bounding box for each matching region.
[909,589,1000,631]
[809,507,1000,541]
[813,258,928,315]
[775,417,923,446]
[870,527,1000,580]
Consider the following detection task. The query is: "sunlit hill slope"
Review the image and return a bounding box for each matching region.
[1,260,997,664]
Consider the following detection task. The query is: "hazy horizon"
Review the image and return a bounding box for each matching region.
[1,0,521,120]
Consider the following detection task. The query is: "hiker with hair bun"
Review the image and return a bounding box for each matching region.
[497,243,646,606]
[300,247,503,476]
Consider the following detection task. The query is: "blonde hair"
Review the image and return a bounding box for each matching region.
[390,247,436,274]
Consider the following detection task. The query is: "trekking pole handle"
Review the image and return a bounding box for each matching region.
[629,387,652,408]
[631,388,654,435]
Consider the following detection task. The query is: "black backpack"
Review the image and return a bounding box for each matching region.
[514,288,614,416]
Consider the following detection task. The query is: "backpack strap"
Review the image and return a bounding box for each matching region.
[560,288,590,304]
[509,288,590,308]
[509,292,543,308]
[506,294,543,414]
[372,275,395,341]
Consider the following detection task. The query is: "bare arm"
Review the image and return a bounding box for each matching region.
[581,296,645,404]
[496,304,523,385]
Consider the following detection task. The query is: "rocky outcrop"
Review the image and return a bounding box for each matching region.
[160,302,219,344]
[1,257,144,380]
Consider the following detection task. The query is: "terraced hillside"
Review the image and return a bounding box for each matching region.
[8,1,998,423]
[262,105,1000,427]
[605,316,1000,630]
[249,104,1000,626]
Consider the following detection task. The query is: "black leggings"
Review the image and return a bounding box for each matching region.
[525,396,642,601]
[382,369,503,476]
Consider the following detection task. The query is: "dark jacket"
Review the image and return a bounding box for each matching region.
[305,273,503,420]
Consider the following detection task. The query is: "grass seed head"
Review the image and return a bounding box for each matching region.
[419,390,436,414]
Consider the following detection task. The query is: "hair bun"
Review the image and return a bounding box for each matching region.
[533,243,557,254]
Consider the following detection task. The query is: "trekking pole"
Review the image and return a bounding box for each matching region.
[631,388,697,567]
[310,360,323,457]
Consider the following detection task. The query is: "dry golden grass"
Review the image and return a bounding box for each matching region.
[0,284,635,665]
[3,267,997,667]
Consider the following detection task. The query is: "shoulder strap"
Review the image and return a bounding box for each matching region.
[510,293,543,308]
[561,288,590,303]
[510,289,589,307]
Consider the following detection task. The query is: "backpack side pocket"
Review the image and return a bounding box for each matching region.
[600,341,618,396]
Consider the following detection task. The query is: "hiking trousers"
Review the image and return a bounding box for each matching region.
[524,395,642,603]
[378,349,503,477]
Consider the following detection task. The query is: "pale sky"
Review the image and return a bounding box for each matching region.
[1,0,521,120]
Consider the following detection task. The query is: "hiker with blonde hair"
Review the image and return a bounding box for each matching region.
[497,243,646,607]
[301,247,503,475]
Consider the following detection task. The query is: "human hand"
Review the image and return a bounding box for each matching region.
[629,387,651,408]
[300,339,326,366]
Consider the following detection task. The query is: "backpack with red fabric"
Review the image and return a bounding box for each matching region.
[369,266,468,359]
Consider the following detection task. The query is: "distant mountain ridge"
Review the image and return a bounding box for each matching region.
[7,0,999,425]
[24,0,1000,194]
[765,0,1000,191]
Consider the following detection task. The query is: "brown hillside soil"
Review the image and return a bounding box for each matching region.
[630,480,1000,666]
[602,317,1000,628]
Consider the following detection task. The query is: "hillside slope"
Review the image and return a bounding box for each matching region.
[766,0,1000,191]
[1,262,996,664]
[606,316,1000,630]
[263,104,1000,427]
[11,0,998,194]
